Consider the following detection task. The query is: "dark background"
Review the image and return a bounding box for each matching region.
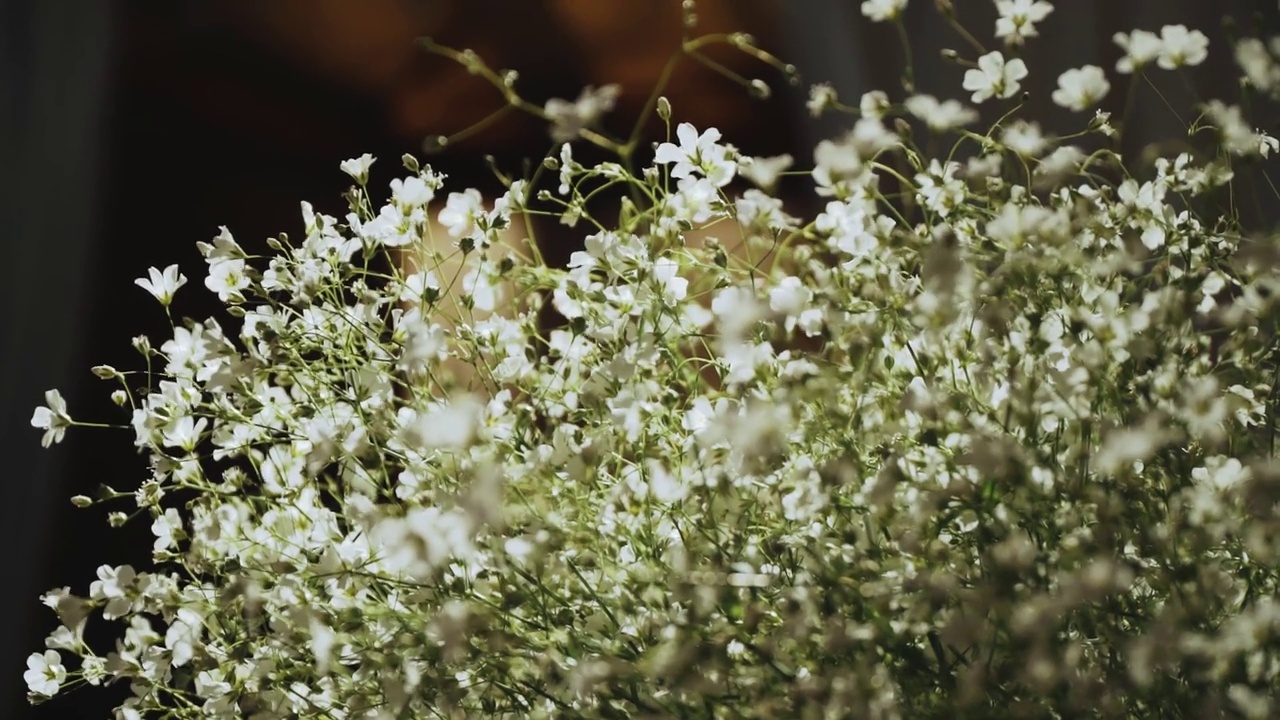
[3,1,1275,717]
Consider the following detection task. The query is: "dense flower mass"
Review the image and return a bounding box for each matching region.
[26,3,1280,718]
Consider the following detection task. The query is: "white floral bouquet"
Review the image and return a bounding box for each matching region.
[24,1,1280,717]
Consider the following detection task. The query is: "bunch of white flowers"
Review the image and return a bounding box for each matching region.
[26,3,1280,718]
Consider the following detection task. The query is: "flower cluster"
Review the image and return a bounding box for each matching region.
[27,2,1280,718]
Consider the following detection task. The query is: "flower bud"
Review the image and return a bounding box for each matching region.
[110,390,127,407]
[749,79,771,99]
[107,512,128,528]
[131,335,152,356]
[421,135,448,154]
[91,365,119,380]
[70,495,93,508]
[657,96,672,122]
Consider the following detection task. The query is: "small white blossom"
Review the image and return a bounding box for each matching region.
[963,51,1028,103]
[204,258,250,303]
[439,188,485,239]
[859,90,891,119]
[861,0,907,22]
[806,83,839,117]
[339,153,375,184]
[654,122,736,187]
[31,389,72,448]
[134,265,187,307]
[904,94,978,132]
[1052,65,1111,111]
[24,650,66,697]
[1113,29,1162,73]
[544,84,621,143]
[1157,24,1209,70]
[739,154,793,190]
[995,0,1054,46]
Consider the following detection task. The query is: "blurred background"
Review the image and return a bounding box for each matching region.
[2,1,1275,716]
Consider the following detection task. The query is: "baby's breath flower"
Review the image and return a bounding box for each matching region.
[654,122,737,187]
[861,0,907,23]
[1052,64,1111,111]
[806,82,839,117]
[24,650,65,698]
[134,265,187,307]
[904,94,978,132]
[1114,28,1163,73]
[963,51,1028,103]
[995,0,1054,46]
[1157,24,1210,69]
[339,153,375,184]
[544,84,621,143]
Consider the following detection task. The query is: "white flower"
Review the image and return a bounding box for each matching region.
[652,257,688,304]
[544,84,620,143]
[768,276,812,317]
[1052,65,1111,111]
[994,0,1054,46]
[654,122,736,187]
[390,174,435,208]
[1192,456,1251,492]
[860,0,907,22]
[1113,29,1162,73]
[195,225,243,261]
[1202,100,1278,157]
[204,258,250,303]
[440,189,485,238]
[162,415,207,452]
[400,396,484,450]
[151,508,183,552]
[339,153,375,184]
[859,90,891,119]
[134,265,187,307]
[904,94,978,132]
[1157,24,1209,69]
[1035,145,1086,181]
[739,154,793,190]
[915,159,965,216]
[1001,119,1049,157]
[963,51,1028,103]
[24,650,66,697]
[1236,38,1280,96]
[806,83,839,117]
[31,389,72,448]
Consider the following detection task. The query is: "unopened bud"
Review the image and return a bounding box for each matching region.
[935,0,954,17]
[657,96,672,121]
[91,365,119,380]
[111,390,127,407]
[421,135,448,155]
[401,153,421,173]
[131,335,152,356]
[941,48,960,62]
[70,495,93,508]
[107,512,128,528]
[749,79,771,99]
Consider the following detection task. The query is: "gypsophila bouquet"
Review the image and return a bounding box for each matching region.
[25,1,1280,717]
